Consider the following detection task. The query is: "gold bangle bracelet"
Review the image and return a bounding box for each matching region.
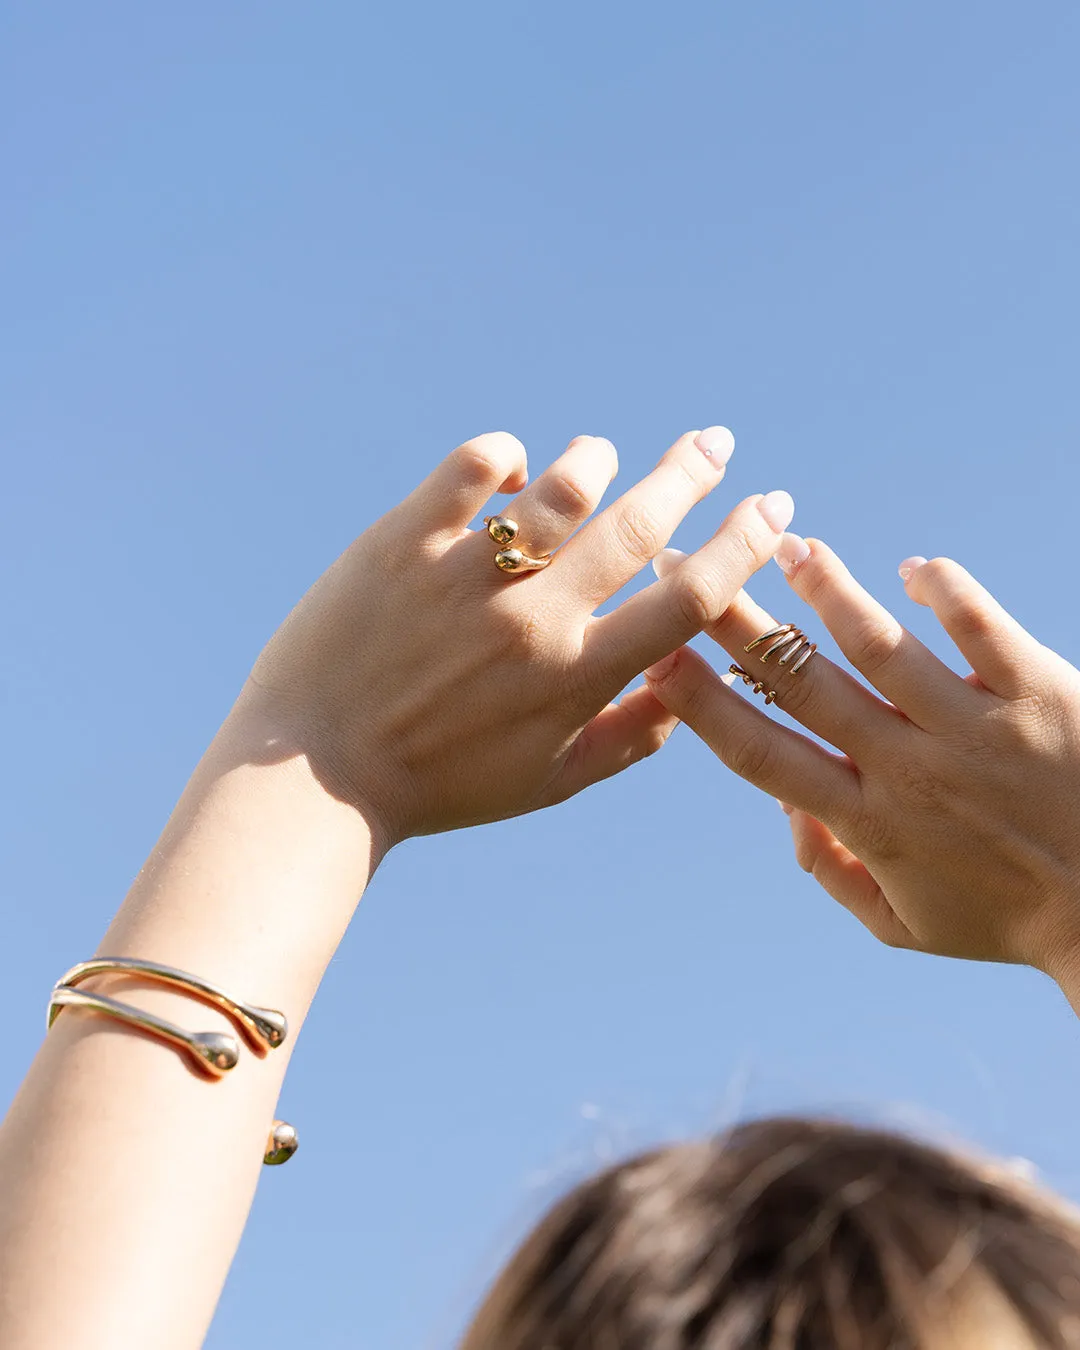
[48,984,241,1076]
[54,957,288,1054]
[48,958,299,1166]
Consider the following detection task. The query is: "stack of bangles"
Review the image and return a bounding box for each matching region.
[47,957,298,1166]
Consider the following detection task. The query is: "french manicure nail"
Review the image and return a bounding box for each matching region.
[757,490,795,533]
[722,671,738,687]
[777,799,794,815]
[898,555,928,583]
[775,532,811,575]
[694,425,735,467]
[652,547,687,580]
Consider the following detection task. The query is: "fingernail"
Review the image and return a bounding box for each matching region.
[777,799,794,815]
[652,547,687,580]
[898,555,928,583]
[694,425,735,467]
[645,651,679,682]
[757,490,795,533]
[775,532,811,575]
[722,671,738,687]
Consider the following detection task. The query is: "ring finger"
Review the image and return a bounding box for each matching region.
[479,435,619,565]
[653,551,904,762]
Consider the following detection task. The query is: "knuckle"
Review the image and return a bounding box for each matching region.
[919,557,961,588]
[673,568,722,630]
[451,439,502,485]
[944,600,996,647]
[613,502,664,565]
[547,471,595,518]
[849,617,903,676]
[728,729,779,785]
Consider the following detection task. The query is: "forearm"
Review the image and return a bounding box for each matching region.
[0,697,380,1350]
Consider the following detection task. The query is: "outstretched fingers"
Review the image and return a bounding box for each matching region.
[585,491,795,690]
[400,432,530,535]
[900,556,1046,699]
[555,427,737,607]
[644,644,863,825]
[776,536,976,730]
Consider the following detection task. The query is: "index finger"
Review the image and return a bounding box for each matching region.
[553,427,735,607]
[583,491,794,690]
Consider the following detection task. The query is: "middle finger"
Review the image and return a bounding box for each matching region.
[554,426,735,607]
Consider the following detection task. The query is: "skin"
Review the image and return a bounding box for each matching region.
[0,428,792,1350]
[647,535,1080,1014]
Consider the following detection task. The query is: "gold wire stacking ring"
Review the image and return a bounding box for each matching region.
[729,623,818,706]
[729,665,781,705]
[484,515,552,575]
[48,958,298,1166]
[744,623,817,675]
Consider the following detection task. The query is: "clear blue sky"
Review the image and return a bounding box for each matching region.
[3,2,1079,1345]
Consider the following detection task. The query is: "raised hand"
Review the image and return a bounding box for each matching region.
[246,429,794,846]
[646,539,1080,991]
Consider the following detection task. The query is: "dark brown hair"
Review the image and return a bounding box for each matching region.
[461,1117,1080,1349]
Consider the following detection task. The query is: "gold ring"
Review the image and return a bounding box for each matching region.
[729,664,780,705]
[484,516,552,575]
[730,623,817,705]
[744,623,817,675]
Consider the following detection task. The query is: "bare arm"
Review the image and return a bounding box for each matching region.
[0,428,790,1348]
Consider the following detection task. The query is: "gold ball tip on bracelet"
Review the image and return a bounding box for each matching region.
[249,1008,288,1050]
[264,1120,299,1166]
[192,1032,241,1075]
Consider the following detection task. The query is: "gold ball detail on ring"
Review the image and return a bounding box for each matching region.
[729,663,780,705]
[485,515,519,546]
[264,1119,299,1166]
[495,548,525,573]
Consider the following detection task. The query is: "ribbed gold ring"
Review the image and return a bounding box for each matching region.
[484,516,552,575]
[744,623,817,675]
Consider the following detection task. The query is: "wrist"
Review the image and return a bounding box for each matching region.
[97,695,386,1027]
[225,679,405,861]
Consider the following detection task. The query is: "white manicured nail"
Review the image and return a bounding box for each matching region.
[898,556,928,583]
[652,547,688,580]
[694,425,735,467]
[775,532,811,575]
[757,490,795,533]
